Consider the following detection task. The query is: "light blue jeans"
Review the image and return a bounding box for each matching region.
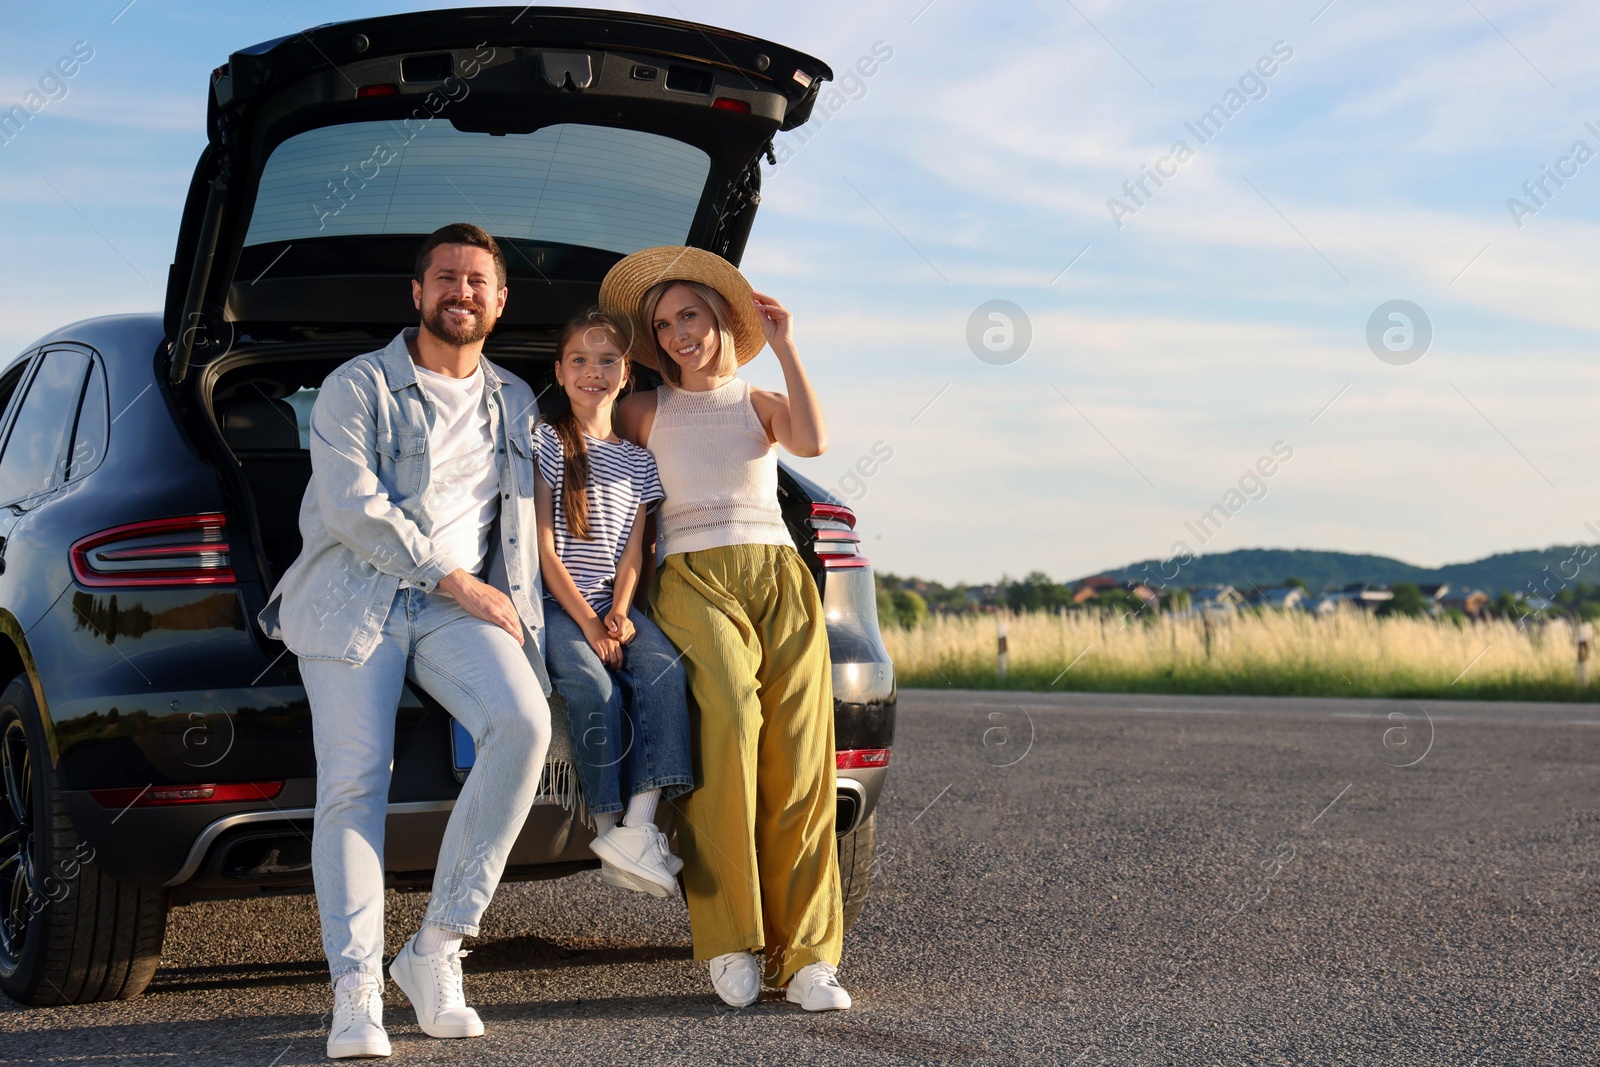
[300,587,551,984]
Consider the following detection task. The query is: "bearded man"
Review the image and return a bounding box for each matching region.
[260,222,552,1059]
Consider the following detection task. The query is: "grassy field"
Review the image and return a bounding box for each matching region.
[882,608,1598,701]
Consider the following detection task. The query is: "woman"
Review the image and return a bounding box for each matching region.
[602,247,850,1012]
[534,309,694,898]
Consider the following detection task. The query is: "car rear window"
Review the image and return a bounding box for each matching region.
[243,121,710,255]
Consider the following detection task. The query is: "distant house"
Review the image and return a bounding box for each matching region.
[1339,583,1395,612]
[1192,585,1244,615]
[1307,584,1393,614]
[1307,594,1340,615]
[1417,583,1451,615]
[1440,588,1489,617]
[1071,575,1120,604]
[964,584,1001,609]
[1250,586,1306,611]
[1126,583,1160,608]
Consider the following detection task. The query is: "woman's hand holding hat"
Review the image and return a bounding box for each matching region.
[750,289,795,351]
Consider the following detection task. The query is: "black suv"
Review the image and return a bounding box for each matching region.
[0,7,895,1006]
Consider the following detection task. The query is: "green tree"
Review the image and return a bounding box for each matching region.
[1493,591,1528,620]
[1004,571,1071,613]
[891,588,928,629]
[876,588,901,628]
[1284,576,1309,592]
[925,583,968,614]
[1098,588,1145,620]
[1378,582,1429,618]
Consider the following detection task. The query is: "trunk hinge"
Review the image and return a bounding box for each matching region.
[711,155,764,257]
[168,150,232,385]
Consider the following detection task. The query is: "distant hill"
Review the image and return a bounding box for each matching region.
[1088,546,1591,597]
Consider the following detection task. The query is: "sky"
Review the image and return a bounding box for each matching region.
[2,1,1597,586]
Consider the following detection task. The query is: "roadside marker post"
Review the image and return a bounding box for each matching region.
[1578,621,1592,688]
[997,618,1009,685]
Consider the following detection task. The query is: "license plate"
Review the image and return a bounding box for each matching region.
[449,718,475,779]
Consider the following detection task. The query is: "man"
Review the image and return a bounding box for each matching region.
[259,223,551,1059]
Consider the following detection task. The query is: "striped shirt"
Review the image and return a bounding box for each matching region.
[534,421,665,612]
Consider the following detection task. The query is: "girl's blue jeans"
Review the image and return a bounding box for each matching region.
[542,600,694,817]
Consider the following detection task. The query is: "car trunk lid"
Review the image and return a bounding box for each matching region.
[165,6,831,381]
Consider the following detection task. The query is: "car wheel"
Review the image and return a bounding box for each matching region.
[0,674,168,1005]
[837,811,876,932]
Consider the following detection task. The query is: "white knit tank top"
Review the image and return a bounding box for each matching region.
[648,378,795,556]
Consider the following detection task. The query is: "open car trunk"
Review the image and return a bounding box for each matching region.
[164,6,832,600]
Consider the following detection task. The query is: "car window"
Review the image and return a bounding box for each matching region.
[243,121,710,255]
[0,358,31,435]
[0,348,91,507]
[66,359,108,481]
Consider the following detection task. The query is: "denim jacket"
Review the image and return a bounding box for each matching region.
[258,329,550,690]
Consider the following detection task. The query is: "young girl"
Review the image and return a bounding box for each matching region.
[602,247,850,1012]
[534,309,693,898]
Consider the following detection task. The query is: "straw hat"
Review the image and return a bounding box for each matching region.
[598,245,766,372]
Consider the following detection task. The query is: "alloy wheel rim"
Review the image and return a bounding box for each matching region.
[0,715,36,966]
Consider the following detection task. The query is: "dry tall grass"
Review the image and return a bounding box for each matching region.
[883,607,1595,700]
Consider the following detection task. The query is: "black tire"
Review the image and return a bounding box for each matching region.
[837,811,876,932]
[0,674,167,1005]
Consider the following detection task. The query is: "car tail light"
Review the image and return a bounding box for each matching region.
[90,781,284,808]
[70,514,235,588]
[836,749,890,770]
[808,503,869,570]
[357,84,400,97]
[712,97,751,113]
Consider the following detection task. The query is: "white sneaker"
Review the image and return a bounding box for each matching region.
[589,823,677,897]
[327,977,391,1059]
[388,935,485,1039]
[709,951,761,1008]
[599,861,678,897]
[785,962,852,1012]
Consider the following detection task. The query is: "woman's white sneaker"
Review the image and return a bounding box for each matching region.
[589,823,677,897]
[709,951,761,1007]
[785,962,852,1012]
[327,976,391,1059]
[387,935,484,1039]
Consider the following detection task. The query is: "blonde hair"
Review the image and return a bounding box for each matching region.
[641,280,738,385]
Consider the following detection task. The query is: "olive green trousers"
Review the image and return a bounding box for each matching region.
[650,543,842,985]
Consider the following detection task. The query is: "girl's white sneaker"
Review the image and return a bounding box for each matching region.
[589,823,677,896]
[785,962,852,1012]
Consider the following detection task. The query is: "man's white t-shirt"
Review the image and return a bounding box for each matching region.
[401,363,499,587]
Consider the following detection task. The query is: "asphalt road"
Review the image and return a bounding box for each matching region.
[5,689,1600,1066]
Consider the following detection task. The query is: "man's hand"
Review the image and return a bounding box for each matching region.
[604,606,636,646]
[580,614,623,669]
[438,569,524,644]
